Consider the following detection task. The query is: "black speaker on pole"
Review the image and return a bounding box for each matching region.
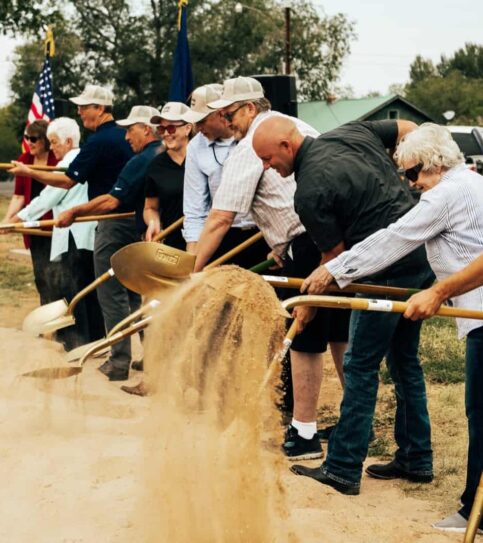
[54,98,76,117]
[250,74,298,118]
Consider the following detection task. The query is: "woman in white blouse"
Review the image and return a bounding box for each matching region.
[12,117,104,350]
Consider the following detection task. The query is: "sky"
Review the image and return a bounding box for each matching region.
[0,0,482,106]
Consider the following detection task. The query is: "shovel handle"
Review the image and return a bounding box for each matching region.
[249,258,276,274]
[282,294,483,321]
[11,228,52,237]
[107,299,161,337]
[262,276,422,298]
[153,216,184,242]
[205,231,264,269]
[0,162,66,172]
[67,269,115,315]
[0,212,135,230]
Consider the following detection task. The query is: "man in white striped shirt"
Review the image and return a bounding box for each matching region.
[193,76,350,461]
[299,123,483,532]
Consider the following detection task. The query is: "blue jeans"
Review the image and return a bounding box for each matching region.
[322,270,434,488]
[459,326,483,527]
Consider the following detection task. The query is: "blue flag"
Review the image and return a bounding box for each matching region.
[169,0,194,102]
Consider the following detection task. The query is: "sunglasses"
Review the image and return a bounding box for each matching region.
[157,123,185,135]
[222,104,247,123]
[404,163,424,182]
[24,135,41,143]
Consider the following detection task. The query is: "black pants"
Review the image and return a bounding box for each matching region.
[210,227,270,270]
[29,236,60,305]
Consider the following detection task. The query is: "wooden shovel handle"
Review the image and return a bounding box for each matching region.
[281,294,483,321]
[262,275,422,298]
[153,216,184,242]
[0,162,66,172]
[205,231,264,269]
[67,269,114,315]
[9,228,52,237]
[1,212,135,230]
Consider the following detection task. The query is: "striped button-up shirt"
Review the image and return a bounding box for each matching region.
[182,132,255,242]
[326,164,483,337]
[212,111,318,255]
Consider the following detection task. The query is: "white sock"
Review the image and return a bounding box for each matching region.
[291,418,317,440]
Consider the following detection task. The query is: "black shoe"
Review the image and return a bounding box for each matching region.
[107,368,129,382]
[365,460,433,483]
[283,425,323,461]
[98,360,113,376]
[291,465,360,495]
[317,424,376,444]
[131,360,144,371]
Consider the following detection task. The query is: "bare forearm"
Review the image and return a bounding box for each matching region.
[33,171,75,189]
[70,194,120,218]
[3,195,25,221]
[433,255,483,299]
[194,210,234,271]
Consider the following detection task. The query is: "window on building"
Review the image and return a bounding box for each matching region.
[388,110,399,119]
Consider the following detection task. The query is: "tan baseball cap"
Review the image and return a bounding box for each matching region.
[182,84,223,124]
[150,102,190,124]
[208,77,264,109]
[70,84,114,106]
[117,105,161,127]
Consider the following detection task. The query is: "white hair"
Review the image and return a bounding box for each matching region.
[47,117,81,148]
[395,123,464,172]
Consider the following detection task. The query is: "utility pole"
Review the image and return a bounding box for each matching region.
[285,7,291,74]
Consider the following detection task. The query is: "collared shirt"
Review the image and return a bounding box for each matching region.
[182,132,255,242]
[326,164,483,338]
[212,111,318,255]
[66,120,134,200]
[109,140,162,233]
[17,149,96,261]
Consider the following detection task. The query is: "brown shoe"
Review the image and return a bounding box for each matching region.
[120,381,149,397]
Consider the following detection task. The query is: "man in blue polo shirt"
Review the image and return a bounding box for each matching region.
[57,103,163,381]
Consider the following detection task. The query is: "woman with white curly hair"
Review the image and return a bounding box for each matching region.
[301,122,483,534]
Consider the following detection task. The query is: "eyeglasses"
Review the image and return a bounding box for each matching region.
[404,163,424,182]
[222,104,246,123]
[157,123,185,135]
[24,135,40,143]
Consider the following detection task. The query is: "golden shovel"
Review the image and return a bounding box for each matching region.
[21,217,184,336]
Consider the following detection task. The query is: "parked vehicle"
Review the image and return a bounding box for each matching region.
[447,126,483,175]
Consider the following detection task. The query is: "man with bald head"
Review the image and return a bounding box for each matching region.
[254,116,434,495]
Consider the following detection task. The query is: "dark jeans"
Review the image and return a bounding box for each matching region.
[94,217,141,370]
[459,325,483,527]
[322,269,434,488]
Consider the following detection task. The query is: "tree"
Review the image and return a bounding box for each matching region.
[408,55,436,85]
[4,0,355,120]
[0,106,21,180]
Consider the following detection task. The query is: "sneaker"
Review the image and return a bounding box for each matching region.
[366,459,433,483]
[121,381,149,396]
[433,512,483,534]
[98,360,113,376]
[131,359,144,371]
[108,367,129,382]
[290,465,360,495]
[317,424,376,443]
[283,425,323,461]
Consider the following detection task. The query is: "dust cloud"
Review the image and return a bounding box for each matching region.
[139,266,298,543]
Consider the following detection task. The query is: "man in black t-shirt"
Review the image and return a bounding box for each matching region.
[253,116,434,495]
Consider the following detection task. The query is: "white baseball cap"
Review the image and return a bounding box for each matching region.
[117,105,162,127]
[208,77,264,109]
[182,84,223,124]
[70,84,114,106]
[150,102,190,124]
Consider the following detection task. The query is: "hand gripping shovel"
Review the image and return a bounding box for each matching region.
[21,217,184,337]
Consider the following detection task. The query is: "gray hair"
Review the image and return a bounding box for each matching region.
[47,117,81,148]
[238,97,272,113]
[395,123,464,172]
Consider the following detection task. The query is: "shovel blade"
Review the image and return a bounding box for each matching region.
[22,299,70,336]
[65,339,110,363]
[21,366,82,379]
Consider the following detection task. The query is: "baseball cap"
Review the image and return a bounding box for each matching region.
[70,84,114,106]
[117,105,162,127]
[182,84,223,124]
[208,77,264,109]
[150,102,190,124]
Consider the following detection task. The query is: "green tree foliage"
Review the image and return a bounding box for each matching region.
[4,0,355,130]
[0,106,21,180]
[406,43,483,124]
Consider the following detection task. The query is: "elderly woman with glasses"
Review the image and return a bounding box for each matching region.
[1,119,58,305]
[8,117,104,350]
[300,122,483,534]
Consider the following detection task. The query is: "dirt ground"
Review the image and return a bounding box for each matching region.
[0,200,472,543]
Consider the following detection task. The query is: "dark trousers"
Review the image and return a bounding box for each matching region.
[210,227,270,269]
[459,326,483,528]
[322,268,435,487]
[29,236,60,305]
[94,217,141,370]
[55,234,105,351]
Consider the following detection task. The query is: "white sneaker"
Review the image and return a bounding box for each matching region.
[432,512,483,534]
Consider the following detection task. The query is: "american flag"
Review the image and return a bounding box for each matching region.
[23,55,55,152]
